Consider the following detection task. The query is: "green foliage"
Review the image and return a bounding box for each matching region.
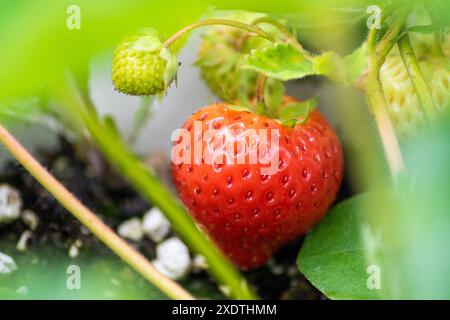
[341,44,368,85]
[0,96,50,126]
[0,0,206,100]
[278,97,317,127]
[243,44,316,81]
[0,241,166,299]
[243,42,368,86]
[371,117,450,299]
[298,194,380,300]
[0,0,381,101]
[298,117,450,300]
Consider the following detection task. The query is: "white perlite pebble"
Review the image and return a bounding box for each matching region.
[117,217,144,242]
[142,207,171,242]
[16,231,32,252]
[152,237,191,280]
[69,239,82,258]
[0,184,22,224]
[0,252,17,274]
[21,210,39,230]
[192,255,208,272]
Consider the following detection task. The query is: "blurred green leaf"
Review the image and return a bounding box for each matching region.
[298,116,450,300]
[341,44,368,85]
[0,241,166,299]
[0,0,383,100]
[367,117,450,299]
[298,194,380,300]
[244,42,369,86]
[0,0,210,100]
[243,43,316,81]
[0,97,50,125]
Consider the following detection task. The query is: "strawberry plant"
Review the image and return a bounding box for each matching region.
[0,0,449,301]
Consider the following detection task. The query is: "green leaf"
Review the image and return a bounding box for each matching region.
[0,96,50,125]
[314,51,344,82]
[279,118,298,128]
[398,23,448,41]
[372,117,450,299]
[278,96,317,126]
[406,24,439,35]
[314,45,368,86]
[0,241,167,299]
[243,43,316,81]
[228,105,255,113]
[243,42,368,87]
[298,194,381,300]
[341,44,368,86]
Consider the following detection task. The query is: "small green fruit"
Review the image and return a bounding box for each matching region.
[196,12,282,102]
[112,29,178,96]
[381,35,450,137]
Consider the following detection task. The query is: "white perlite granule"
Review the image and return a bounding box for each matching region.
[117,217,144,241]
[21,209,39,230]
[0,252,17,274]
[152,237,191,280]
[142,207,171,242]
[0,184,22,224]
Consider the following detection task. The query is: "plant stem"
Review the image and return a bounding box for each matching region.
[376,12,408,65]
[252,16,304,52]
[163,19,275,47]
[398,33,438,122]
[128,96,154,144]
[364,74,405,175]
[364,14,407,176]
[55,74,259,300]
[0,124,193,300]
[256,73,267,103]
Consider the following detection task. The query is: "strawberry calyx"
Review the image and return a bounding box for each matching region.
[228,95,318,128]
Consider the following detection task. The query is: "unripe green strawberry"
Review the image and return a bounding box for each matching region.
[196,11,282,102]
[380,35,450,137]
[112,29,178,96]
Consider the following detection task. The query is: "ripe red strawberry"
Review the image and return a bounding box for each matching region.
[172,97,343,269]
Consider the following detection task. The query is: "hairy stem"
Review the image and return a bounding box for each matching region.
[163,18,275,47]
[55,74,258,300]
[364,14,408,176]
[252,16,304,52]
[376,11,408,66]
[398,33,438,122]
[0,124,193,300]
[364,74,405,175]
